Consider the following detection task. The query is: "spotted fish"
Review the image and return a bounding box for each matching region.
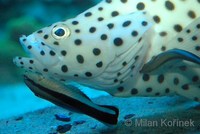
[13,0,200,124]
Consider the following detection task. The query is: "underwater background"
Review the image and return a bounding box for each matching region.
[0,0,101,119]
[1,0,200,133]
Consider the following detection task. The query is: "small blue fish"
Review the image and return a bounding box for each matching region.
[13,0,200,124]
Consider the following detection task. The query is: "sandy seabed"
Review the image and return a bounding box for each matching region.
[1,95,200,134]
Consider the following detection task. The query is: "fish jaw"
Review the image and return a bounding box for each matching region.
[13,34,61,73]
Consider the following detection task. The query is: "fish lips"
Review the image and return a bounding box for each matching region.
[19,34,60,67]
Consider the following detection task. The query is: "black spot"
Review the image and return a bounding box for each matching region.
[114,79,118,83]
[188,10,196,19]
[141,21,148,26]
[160,31,167,37]
[100,34,108,40]
[53,41,59,45]
[120,0,127,3]
[138,37,142,42]
[192,36,198,41]
[85,72,92,77]
[165,1,175,10]
[43,68,48,72]
[85,12,92,17]
[131,88,138,95]
[27,45,32,49]
[75,29,80,33]
[76,55,84,64]
[98,17,104,21]
[153,15,160,23]
[192,76,199,82]
[89,27,96,33]
[143,74,150,81]
[173,77,179,85]
[74,74,79,77]
[165,88,170,93]
[96,61,103,68]
[98,7,103,11]
[122,21,131,27]
[182,84,189,90]
[132,31,138,37]
[72,21,79,25]
[196,24,200,29]
[43,34,49,39]
[135,56,139,60]
[40,42,45,46]
[50,50,56,56]
[74,39,82,45]
[131,65,135,70]
[105,0,112,3]
[136,2,145,10]
[20,61,24,65]
[61,50,67,56]
[146,87,152,93]
[196,46,200,51]
[40,51,45,56]
[186,29,191,33]
[117,72,121,76]
[29,60,34,64]
[122,61,127,66]
[161,46,166,51]
[29,67,33,70]
[177,37,184,42]
[61,65,68,73]
[174,24,183,32]
[37,30,43,33]
[93,48,101,56]
[111,11,119,17]
[118,87,124,92]
[158,74,164,83]
[107,23,114,29]
[113,38,123,46]
[155,92,160,96]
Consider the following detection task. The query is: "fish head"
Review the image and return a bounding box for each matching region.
[14,11,152,89]
[14,19,116,82]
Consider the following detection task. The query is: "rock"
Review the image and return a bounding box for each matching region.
[56,124,72,133]
[55,114,71,122]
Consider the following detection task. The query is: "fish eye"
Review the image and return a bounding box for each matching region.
[52,26,70,39]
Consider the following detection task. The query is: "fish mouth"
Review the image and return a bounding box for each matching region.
[18,34,60,67]
[13,34,60,74]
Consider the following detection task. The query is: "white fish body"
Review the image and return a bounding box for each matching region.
[13,0,200,124]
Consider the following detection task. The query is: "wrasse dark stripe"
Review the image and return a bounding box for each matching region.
[141,49,200,73]
[24,75,119,125]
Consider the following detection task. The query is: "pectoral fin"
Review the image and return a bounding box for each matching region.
[141,49,200,73]
[24,73,119,125]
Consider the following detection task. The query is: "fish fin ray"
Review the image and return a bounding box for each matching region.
[141,49,200,73]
